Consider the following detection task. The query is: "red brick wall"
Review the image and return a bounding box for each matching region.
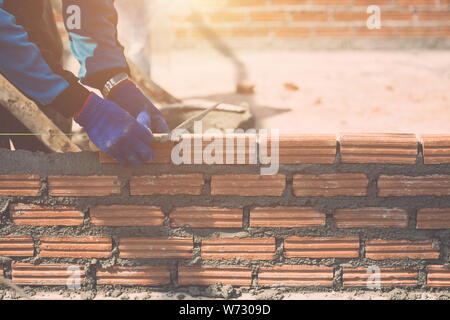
[0,133,449,291]
[170,0,450,40]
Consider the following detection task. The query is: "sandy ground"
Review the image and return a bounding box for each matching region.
[150,49,450,134]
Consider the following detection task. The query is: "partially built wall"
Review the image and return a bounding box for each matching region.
[0,133,449,299]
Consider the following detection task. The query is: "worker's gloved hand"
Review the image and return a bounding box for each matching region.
[75,93,155,166]
[108,80,170,134]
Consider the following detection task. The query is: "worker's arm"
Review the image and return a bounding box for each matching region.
[62,0,169,134]
[62,0,129,90]
[0,2,154,166]
[0,3,88,118]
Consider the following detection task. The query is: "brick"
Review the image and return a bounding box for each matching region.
[99,140,174,164]
[10,204,83,226]
[0,175,41,196]
[119,237,193,259]
[355,27,396,37]
[130,174,204,196]
[207,12,246,22]
[396,27,439,37]
[39,236,112,258]
[271,0,309,4]
[427,265,450,287]
[335,10,413,21]
[343,267,418,287]
[334,207,409,228]
[48,176,121,197]
[292,11,329,21]
[313,0,352,5]
[340,133,418,164]
[365,239,439,260]
[228,0,267,6]
[0,236,34,257]
[250,207,326,227]
[421,134,450,164]
[293,173,368,197]
[273,27,311,37]
[417,208,450,229]
[90,205,164,227]
[232,27,269,37]
[397,0,438,5]
[170,207,243,228]
[258,265,334,286]
[314,27,352,37]
[211,174,285,196]
[265,134,336,164]
[201,238,275,260]
[12,263,85,286]
[354,0,393,5]
[0,264,3,278]
[284,236,359,258]
[96,266,171,286]
[250,11,287,22]
[178,266,252,286]
[378,175,450,197]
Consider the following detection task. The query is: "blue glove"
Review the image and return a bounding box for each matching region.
[108,80,170,134]
[75,93,155,166]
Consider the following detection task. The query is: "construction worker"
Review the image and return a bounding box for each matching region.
[0,0,169,166]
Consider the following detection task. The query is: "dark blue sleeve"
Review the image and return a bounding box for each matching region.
[62,0,129,89]
[0,1,69,106]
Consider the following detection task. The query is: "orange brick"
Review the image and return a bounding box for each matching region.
[250,11,287,22]
[208,12,246,22]
[178,266,252,286]
[90,205,164,227]
[232,27,269,37]
[12,263,85,286]
[250,207,326,227]
[0,175,41,196]
[0,236,34,257]
[378,175,450,197]
[313,0,352,5]
[417,208,450,229]
[130,174,205,196]
[439,26,450,37]
[99,140,174,164]
[334,208,409,228]
[170,207,243,228]
[382,10,415,20]
[39,236,112,258]
[0,264,3,278]
[292,11,329,21]
[284,236,359,258]
[266,134,336,164]
[119,237,193,259]
[293,173,368,197]
[366,239,439,260]
[48,176,121,197]
[201,238,275,260]
[228,0,267,6]
[396,26,439,37]
[259,265,334,286]
[271,0,309,4]
[354,0,393,5]
[10,204,84,226]
[333,11,366,21]
[397,0,438,5]
[355,27,396,37]
[343,267,418,287]
[314,26,352,37]
[421,134,450,164]
[340,133,418,164]
[211,174,285,196]
[96,266,171,286]
[273,27,311,37]
[427,265,450,287]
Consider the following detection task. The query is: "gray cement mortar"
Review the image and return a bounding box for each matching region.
[0,146,449,299]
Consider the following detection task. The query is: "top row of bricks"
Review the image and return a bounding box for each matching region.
[99,133,450,165]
